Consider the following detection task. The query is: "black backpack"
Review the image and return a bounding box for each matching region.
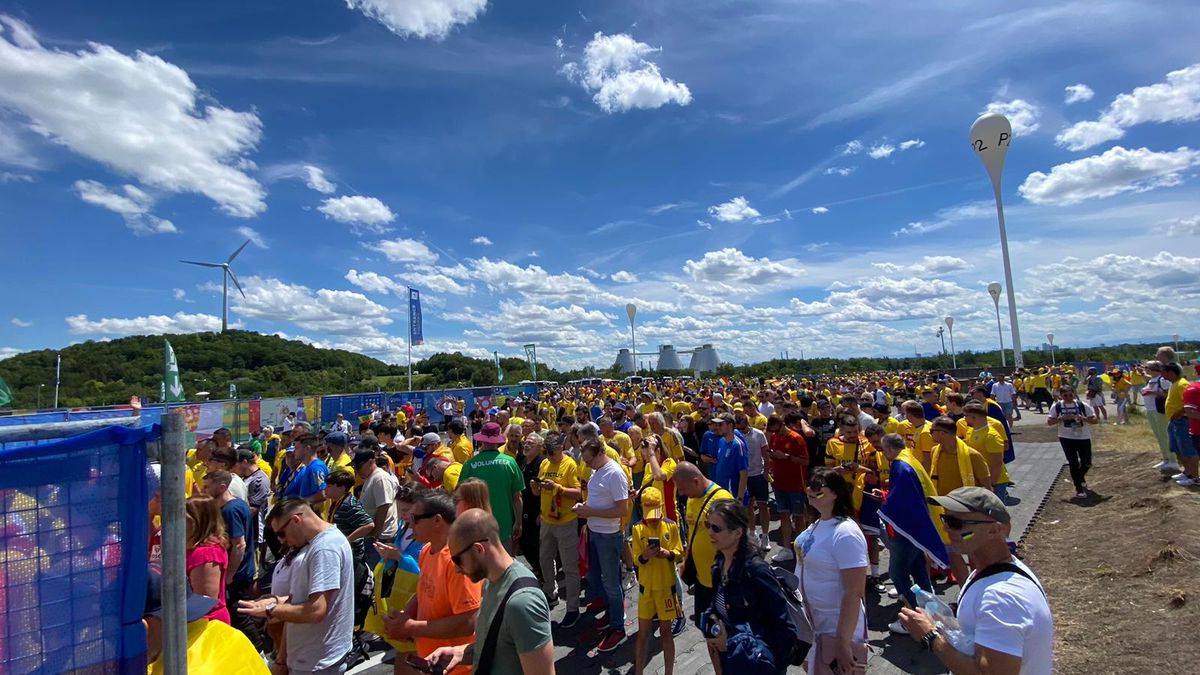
[767,566,814,665]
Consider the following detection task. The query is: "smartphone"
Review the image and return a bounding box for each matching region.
[648,537,660,548]
[405,655,443,674]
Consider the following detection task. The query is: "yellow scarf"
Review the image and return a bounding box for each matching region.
[931,438,975,491]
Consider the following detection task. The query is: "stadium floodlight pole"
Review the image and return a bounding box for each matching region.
[971,113,1024,368]
[626,303,637,375]
[1047,333,1055,365]
[945,316,957,369]
[988,282,1007,367]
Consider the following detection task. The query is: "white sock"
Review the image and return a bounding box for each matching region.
[870,564,881,577]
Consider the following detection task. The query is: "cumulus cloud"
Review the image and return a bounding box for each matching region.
[395,265,474,295]
[811,207,829,214]
[374,237,438,264]
[610,270,639,283]
[868,143,895,159]
[302,165,336,193]
[345,269,405,295]
[841,140,864,155]
[67,311,225,336]
[1064,83,1095,104]
[344,0,487,40]
[172,288,188,301]
[318,195,396,233]
[1056,64,1200,151]
[473,258,598,302]
[0,16,265,216]
[74,180,177,235]
[873,255,972,276]
[1166,215,1200,237]
[229,275,392,335]
[561,32,692,114]
[707,196,760,223]
[1018,146,1200,205]
[683,248,805,288]
[236,225,268,249]
[471,235,493,245]
[982,99,1040,135]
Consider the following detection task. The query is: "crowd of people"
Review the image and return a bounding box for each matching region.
[141,345,1200,674]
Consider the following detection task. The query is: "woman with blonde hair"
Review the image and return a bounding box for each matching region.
[185,494,230,624]
[454,478,492,515]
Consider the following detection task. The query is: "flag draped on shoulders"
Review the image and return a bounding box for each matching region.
[880,450,949,568]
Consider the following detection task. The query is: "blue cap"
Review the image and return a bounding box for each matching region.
[325,431,349,446]
[613,402,627,411]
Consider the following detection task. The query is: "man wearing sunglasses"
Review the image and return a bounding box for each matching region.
[900,487,1053,675]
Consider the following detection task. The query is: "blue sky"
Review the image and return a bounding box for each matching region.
[2,0,1199,369]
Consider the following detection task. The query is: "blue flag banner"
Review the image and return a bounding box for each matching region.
[409,288,423,346]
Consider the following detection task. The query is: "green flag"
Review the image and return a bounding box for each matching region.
[163,339,184,403]
[0,376,12,408]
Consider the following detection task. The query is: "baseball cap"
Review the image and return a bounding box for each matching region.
[350,448,376,469]
[927,486,1011,524]
[640,486,665,521]
[710,413,734,425]
[613,402,627,411]
[145,565,216,622]
[421,432,441,446]
[325,431,349,447]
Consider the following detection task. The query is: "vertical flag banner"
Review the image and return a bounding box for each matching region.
[524,343,537,380]
[163,339,185,403]
[409,288,424,346]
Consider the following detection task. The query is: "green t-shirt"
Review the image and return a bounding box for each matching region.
[474,563,552,674]
[459,451,524,538]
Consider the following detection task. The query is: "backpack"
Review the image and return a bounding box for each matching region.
[768,566,814,665]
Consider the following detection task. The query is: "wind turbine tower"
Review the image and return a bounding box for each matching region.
[181,240,249,332]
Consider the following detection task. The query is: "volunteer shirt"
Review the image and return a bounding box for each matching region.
[794,517,867,637]
[585,458,630,535]
[415,543,482,671]
[742,426,769,477]
[459,450,525,539]
[537,454,580,525]
[287,527,355,672]
[632,518,683,591]
[1048,400,1095,440]
[684,483,734,588]
[958,558,1053,675]
[473,563,552,675]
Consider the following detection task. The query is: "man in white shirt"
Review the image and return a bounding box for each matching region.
[333,413,352,435]
[901,487,1053,675]
[352,449,399,565]
[757,390,776,417]
[991,374,1018,423]
[572,439,630,653]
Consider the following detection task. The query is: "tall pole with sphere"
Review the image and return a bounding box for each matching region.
[971,113,1024,367]
[988,282,1007,367]
[626,303,637,376]
[945,316,957,369]
[1047,333,1055,365]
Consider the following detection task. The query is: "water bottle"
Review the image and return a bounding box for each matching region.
[911,585,974,654]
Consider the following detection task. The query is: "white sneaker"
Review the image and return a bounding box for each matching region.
[888,619,908,634]
[1175,475,1197,487]
[1171,472,1187,481]
[887,586,901,599]
[1153,461,1166,470]
[1161,462,1181,473]
[771,548,795,562]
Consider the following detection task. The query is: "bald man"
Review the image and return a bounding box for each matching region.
[423,509,556,674]
[675,461,734,673]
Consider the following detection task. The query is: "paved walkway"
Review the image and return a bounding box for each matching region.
[352,415,1067,675]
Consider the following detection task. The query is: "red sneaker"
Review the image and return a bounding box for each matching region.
[596,628,626,653]
[585,598,605,613]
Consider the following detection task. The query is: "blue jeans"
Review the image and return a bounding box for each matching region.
[883,527,932,607]
[993,482,1009,502]
[1169,418,1195,458]
[586,529,625,630]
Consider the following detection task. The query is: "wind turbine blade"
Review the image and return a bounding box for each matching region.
[227,239,251,264]
[180,260,222,268]
[226,267,246,298]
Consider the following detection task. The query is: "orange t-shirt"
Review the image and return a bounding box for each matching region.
[415,543,482,672]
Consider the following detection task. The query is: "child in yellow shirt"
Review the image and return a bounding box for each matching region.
[632,487,682,675]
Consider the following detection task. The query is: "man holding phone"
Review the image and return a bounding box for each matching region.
[531,431,583,628]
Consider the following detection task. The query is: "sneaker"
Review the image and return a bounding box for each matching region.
[1175,475,1198,487]
[887,586,900,599]
[1161,462,1182,473]
[1153,461,1166,470]
[1075,491,1089,499]
[1171,472,1187,481]
[758,532,770,550]
[585,598,605,613]
[770,548,795,562]
[888,620,908,635]
[593,613,610,630]
[596,628,626,653]
[559,611,580,629]
[671,617,687,637]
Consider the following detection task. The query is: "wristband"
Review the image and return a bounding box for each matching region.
[920,628,939,651]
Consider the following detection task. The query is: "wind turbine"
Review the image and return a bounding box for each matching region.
[181,240,249,332]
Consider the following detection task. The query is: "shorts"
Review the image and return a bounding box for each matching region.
[747,474,770,502]
[1086,393,1105,408]
[1169,419,1195,458]
[638,586,681,621]
[774,490,807,514]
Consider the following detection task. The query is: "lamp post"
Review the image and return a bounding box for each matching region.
[626,303,637,375]
[988,282,1007,367]
[1174,333,1181,353]
[971,113,1023,367]
[945,316,957,369]
[1047,333,1055,365]
[936,326,947,361]
[37,383,45,409]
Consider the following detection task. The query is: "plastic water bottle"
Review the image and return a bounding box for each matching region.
[911,585,974,654]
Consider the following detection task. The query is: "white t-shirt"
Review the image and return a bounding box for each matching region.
[991,382,1016,404]
[271,548,307,596]
[228,473,248,504]
[1048,400,1095,440]
[794,518,867,637]
[758,401,776,416]
[585,458,629,535]
[287,526,355,672]
[360,468,400,540]
[743,427,769,476]
[958,558,1053,675]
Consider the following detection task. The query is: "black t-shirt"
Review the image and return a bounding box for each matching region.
[810,417,837,470]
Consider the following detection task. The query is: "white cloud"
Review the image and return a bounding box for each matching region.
[471,235,493,245]
[1056,64,1200,151]
[576,267,604,279]
[473,258,598,302]
[697,219,713,230]
[345,269,405,295]
[841,140,864,155]
[11,317,31,327]
[1018,146,1200,206]
[236,225,268,249]
[302,165,336,194]
[0,346,24,360]
[229,275,392,335]
[73,179,177,235]
[899,139,925,151]
[707,196,760,223]
[811,206,829,214]
[0,16,265,217]
[894,201,994,237]
[395,265,474,295]
[344,0,487,40]
[1064,83,1095,104]
[374,237,438,264]
[1166,215,1200,237]
[872,255,972,276]
[983,99,1040,135]
[172,288,188,301]
[868,143,896,159]
[561,32,692,114]
[824,166,855,177]
[318,195,396,233]
[683,248,805,288]
[66,311,224,336]
[611,270,639,283]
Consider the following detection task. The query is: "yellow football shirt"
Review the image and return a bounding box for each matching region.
[537,455,580,525]
[633,519,683,591]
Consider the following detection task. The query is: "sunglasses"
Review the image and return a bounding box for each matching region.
[706,522,727,534]
[940,514,994,530]
[410,511,438,523]
[273,514,297,538]
[450,538,489,567]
